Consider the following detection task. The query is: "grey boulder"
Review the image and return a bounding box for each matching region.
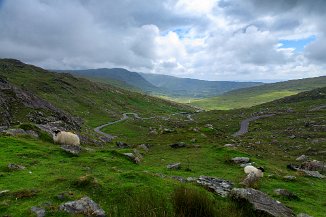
[59,196,105,217]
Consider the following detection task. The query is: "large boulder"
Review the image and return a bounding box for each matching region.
[197,176,233,197]
[230,188,295,217]
[59,196,105,217]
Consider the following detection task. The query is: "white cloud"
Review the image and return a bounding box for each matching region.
[0,0,325,81]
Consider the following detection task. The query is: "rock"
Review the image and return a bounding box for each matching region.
[289,135,296,139]
[60,145,81,155]
[186,177,197,182]
[287,164,300,171]
[283,176,296,181]
[163,128,174,133]
[301,160,325,172]
[59,196,105,217]
[297,213,313,217]
[296,155,308,161]
[274,189,299,200]
[302,170,325,179]
[167,163,181,170]
[31,206,46,217]
[171,176,186,182]
[204,124,214,129]
[123,153,141,164]
[230,188,295,217]
[8,163,26,171]
[231,157,250,164]
[132,149,143,160]
[197,176,233,197]
[138,144,149,152]
[116,141,129,149]
[190,138,197,143]
[3,128,39,138]
[224,144,235,147]
[169,142,187,149]
[0,190,9,196]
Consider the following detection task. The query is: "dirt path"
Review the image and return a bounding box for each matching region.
[233,114,275,137]
[94,112,194,139]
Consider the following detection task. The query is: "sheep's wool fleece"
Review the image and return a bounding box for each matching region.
[53,131,80,146]
[244,165,263,177]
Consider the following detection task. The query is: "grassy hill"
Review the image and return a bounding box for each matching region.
[191,76,326,110]
[58,68,160,93]
[0,59,192,129]
[140,72,262,98]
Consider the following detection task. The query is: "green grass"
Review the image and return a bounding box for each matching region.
[191,76,326,110]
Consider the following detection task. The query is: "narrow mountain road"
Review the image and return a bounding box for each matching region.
[94,112,194,139]
[233,114,275,137]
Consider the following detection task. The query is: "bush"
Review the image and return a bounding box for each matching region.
[172,185,216,217]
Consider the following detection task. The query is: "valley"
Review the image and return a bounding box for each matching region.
[1,60,325,217]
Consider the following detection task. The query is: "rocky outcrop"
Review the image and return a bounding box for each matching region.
[31,206,46,217]
[167,163,181,170]
[230,188,295,217]
[60,145,81,155]
[59,196,105,217]
[197,176,233,197]
[231,157,250,164]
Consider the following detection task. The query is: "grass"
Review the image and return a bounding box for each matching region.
[191,76,326,110]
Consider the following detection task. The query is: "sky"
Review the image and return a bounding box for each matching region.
[0,0,326,81]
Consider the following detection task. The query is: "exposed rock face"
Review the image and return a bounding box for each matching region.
[123,153,141,164]
[241,172,260,188]
[170,142,187,149]
[296,155,308,161]
[31,206,46,217]
[197,176,233,197]
[301,160,325,172]
[8,163,26,171]
[138,144,149,152]
[167,163,181,170]
[61,145,81,155]
[3,128,39,138]
[116,141,129,149]
[231,157,250,164]
[230,188,295,217]
[0,77,82,131]
[59,196,105,217]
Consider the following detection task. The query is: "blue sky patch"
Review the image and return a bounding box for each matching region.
[279,35,316,52]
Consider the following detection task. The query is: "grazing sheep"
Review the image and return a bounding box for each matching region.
[244,165,264,178]
[53,130,80,146]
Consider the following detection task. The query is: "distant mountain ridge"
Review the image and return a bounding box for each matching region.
[58,68,263,98]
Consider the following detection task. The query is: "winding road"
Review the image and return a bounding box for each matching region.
[233,114,275,137]
[94,112,194,139]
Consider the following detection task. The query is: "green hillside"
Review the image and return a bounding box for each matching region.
[140,72,262,98]
[0,59,192,129]
[191,76,326,110]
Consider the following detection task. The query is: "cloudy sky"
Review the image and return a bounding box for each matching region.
[0,0,326,81]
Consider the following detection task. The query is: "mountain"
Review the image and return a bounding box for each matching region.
[57,68,160,93]
[0,59,192,130]
[140,73,263,98]
[191,76,326,110]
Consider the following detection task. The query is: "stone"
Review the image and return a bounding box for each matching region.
[171,176,186,182]
[224,144,235,147]
[138,144,149,152]
[133,149,143,160]
[197,176,233,197]
[296,155,308,161]
[297,213,313,217]
[169,142,187,149]
[302,170,325,179]
[274,189,299,200]
[230,188,295,217]
[287,164,300,171]
[301,160,325,172]
[0,190,9,196]
[116,141,129,149]
[31,206,46,217]
[167,163,181,170]
[60,145,81,155]
[123,153,141,164]
[186,177,197,182]
[283,176,296,181]
[240,163,252,167]
[289,135,296,139]
[231,157,250,164]
[59,196,105,217]
[8,163,26,171]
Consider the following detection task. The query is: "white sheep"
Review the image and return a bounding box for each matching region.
[244,165,264,178]
[53,130,80,146]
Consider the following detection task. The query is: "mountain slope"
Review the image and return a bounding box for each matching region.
[191,76,326,110]
[59,68,160,93]
[0,59,192,129]
[140,73,263,98]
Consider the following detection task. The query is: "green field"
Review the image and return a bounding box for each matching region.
[191,76,326,110]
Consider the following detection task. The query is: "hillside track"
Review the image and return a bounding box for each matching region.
[233,114,275,137]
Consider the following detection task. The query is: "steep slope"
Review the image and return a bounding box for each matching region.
[59,68,160,93]
[191,76,326,110]
[140,73,262,98]
[0,59,192,129]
